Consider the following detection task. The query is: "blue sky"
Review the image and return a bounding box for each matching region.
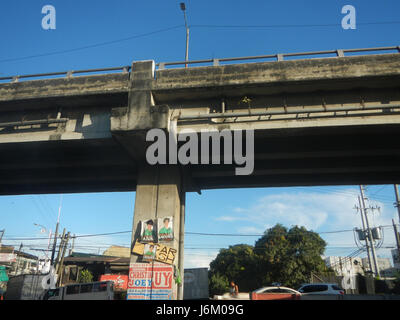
[1,0,400,268]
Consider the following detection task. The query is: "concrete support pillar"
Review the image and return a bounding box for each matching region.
[128,165,185,300]
[111,60,187,299]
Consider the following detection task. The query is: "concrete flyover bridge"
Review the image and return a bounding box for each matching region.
[1,45,400,299]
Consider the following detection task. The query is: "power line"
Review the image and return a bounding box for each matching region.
[1,20,399,65]
[327,248,365,269]
[4,224,398,241]
[39,195,58,223]
[0,25,183,64]
[36,195,57,225]
[190,21,400,29]
[30,196,53,228]
[294,186,395,203]
[2,230,131,240]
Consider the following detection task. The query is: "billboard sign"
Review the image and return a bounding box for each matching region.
[99,274,128,291]
[0,253,17,263]
[132,241,177,265]
[127,263,174,300]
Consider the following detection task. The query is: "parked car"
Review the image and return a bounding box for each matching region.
[297,283,344,295]
[250,286,301,300]
[213,292,250,300]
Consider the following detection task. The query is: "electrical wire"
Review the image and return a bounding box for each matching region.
[0,25,183,64]
[4,224,398,241]
[293,186,395,204]
[30,196,54,228]
[1,20,399,65]
[326,248,365,269]
[190,21,400,29]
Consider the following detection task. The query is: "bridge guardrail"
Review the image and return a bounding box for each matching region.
[0,66,130,83]
[157,46,400,69]
[0,46,399,83]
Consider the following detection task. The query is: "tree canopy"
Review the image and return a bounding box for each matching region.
[208,224,328,295]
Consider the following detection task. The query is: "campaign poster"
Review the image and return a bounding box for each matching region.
[158,216,173,242]
[141,219,155,243]
[127,263,174,300]
[131,240,177,265]
[142,243,157,261]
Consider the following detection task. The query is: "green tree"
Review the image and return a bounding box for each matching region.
[208,224,328,293]
[78,269,93,283]
[209,244,261,293]
[254,224,328,288]
[208,273,229,296]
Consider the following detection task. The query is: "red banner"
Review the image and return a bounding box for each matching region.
[127,263,174,300]
[99,274,128,290]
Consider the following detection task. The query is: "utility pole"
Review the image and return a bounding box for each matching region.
[392,219,400,261]
[180,3,189,68]
[357,195,373,275]
[14,243,23,275]
[69,234,75,256]
[50,195,63,266]
[56,232,70,286]
[394,185,400,223]
[360,185,381,278]
[54,228,66,272]
[0,229,4,249]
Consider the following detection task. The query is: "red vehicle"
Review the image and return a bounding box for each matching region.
[250,286,301,300]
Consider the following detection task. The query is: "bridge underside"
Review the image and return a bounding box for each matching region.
[0,138,137,195]
[0,123,399,195]
[1,53,400,195]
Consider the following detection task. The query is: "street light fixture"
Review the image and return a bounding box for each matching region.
[34,223,47,234]
[180,2,189,68]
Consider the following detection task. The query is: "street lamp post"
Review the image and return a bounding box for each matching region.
[180,3,189,68]
[34,223,47,234]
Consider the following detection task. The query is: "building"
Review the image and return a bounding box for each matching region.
[391,249,400,270]
[325,256,364,276]
[102,245,130,258]
[0,245,38,276]
[61,246,209,299]
[61,252,129,285]
[362,257,394,277]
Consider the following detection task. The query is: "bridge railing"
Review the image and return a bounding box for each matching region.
[0,66,131,83]
[156,45,400,70]
[1,46,399,83]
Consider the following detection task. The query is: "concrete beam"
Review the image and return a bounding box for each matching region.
[153,54,400,101]
[111,60,171,165]
[0,73,129,102]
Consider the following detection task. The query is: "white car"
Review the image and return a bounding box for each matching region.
[250,286,302,300]
[298,283,344,295]
[213,292,250,300]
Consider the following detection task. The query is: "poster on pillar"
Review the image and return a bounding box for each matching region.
[157,216,174,242]
[141,219,156,243]
[127,262,174,300]
[142,243,157,261]
[132,240,177,265]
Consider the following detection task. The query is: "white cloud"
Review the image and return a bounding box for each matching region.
[236,226,266,234]
[214,190,399,262]
[184,251,218,269]
[217,191,361,232]
[215,216,246,222]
